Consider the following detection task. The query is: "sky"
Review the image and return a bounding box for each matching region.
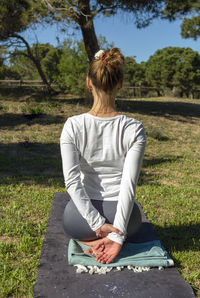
[23,13,200,63]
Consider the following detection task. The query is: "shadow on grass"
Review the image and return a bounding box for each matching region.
[143,156,182,167]
[0,113,65,128]
[1,87,200,120]
[0,86,35,100]
[153,223,200,253]
[0,86,85,104]
[150,220,200,296]
[0,142,179,187]
[116,99,200,121]
[0,142,63,187]
[50,96,200,121]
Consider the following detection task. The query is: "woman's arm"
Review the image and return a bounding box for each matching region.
[107,123,146,245]
[60,119,123,236]
[60,141,106,231]
[60,119,106,231]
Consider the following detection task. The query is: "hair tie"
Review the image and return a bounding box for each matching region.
[101,53,106,62]
[94,50,105,60]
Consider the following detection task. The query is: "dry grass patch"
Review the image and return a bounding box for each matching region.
[0,234,20,244]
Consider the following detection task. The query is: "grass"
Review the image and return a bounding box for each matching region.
[0,87,200,297]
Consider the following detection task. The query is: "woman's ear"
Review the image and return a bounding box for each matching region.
[86,76,92,89]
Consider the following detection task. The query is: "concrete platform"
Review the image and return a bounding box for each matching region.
[34,192,195,298]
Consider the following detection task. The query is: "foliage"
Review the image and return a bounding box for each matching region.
[0,0,167,66]
[48,0,164,27]
[163,0,200,40]
[10,53,39,80]
[41,46,62,83]
[181,15,200,40]
[124,57,146,87]
[5,41,200,98]
[0,1,54,91]
[56,39,88,95]
[145,47,200,96]
[56,36,114,95]
[0,0,46,41]
[42,0,165,60]
[10,43,61,82]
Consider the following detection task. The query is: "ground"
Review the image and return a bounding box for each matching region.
[0,87,199,297]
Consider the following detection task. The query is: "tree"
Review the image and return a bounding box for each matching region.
[0,0,165,93]
[0,46,7,79]
[56,36,113,95]
[57,39,88,95]
[124,57,146,87]
[0,0,55,92]
[145,47,200,97]
[9,53,38,80]
[41,45,62,83]
[163,0,200,40]
[181,15,200,40]
[10,43,61,83]
[42,0,164,61]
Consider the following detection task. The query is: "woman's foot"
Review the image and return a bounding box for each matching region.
[95,238,121,264]
[80,238,105,256]
[80,238,103,247]
[82,237,122,264]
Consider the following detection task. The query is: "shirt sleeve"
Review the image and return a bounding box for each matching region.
[60,118,106,231]
[107,122,146,245]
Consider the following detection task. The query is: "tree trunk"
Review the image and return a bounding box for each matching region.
[156,88,162,96]
[12,34,54,94]
[78,1,99,61]
[33,57,53,93]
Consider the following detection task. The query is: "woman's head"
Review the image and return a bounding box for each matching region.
[88,48,124,93]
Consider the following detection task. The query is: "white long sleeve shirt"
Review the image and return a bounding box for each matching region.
[60,113,146,245]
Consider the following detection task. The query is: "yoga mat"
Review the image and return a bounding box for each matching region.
[34,192,195,298]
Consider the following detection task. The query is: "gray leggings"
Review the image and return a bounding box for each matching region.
[63,199,142,241]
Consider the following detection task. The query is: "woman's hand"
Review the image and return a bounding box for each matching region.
[95,223,123,238]
[85,237,122,264]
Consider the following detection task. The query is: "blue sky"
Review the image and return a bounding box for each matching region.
[23,14,200,63]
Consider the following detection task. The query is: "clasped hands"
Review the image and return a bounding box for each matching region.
[84,223,123,264]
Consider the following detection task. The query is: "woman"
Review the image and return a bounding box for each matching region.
[60,48,146,265]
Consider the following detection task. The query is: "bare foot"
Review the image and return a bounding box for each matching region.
[80,238,103,247]
[80,238,105,256]
[83,237,122,264]
[96,238,121,264]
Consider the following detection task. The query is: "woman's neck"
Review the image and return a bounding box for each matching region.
[88,89,118,117]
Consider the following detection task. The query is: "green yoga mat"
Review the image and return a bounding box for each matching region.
[68,238,174,268]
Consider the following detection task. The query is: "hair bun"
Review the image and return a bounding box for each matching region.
[104,48,124,67]
[88,47,124,92]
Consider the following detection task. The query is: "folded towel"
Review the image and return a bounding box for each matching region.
[68,239,174,269]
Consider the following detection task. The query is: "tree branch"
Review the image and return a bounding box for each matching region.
[95,4,119,15]
[10,51,29,59]
[11,33,33,58]
[41,0,84,22]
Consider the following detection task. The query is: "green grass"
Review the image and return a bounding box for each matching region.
[0,88,200,297]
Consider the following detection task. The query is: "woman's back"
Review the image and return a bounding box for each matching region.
[60,112,145,201]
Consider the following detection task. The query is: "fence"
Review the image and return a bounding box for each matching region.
[0,80,57,88]
[0,80,200,98]
[118,86,162,98]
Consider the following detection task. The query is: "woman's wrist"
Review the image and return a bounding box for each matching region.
[107,232,125,245]
[95,226,102,238]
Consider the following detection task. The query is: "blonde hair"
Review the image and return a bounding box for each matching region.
[88,48,124,93]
